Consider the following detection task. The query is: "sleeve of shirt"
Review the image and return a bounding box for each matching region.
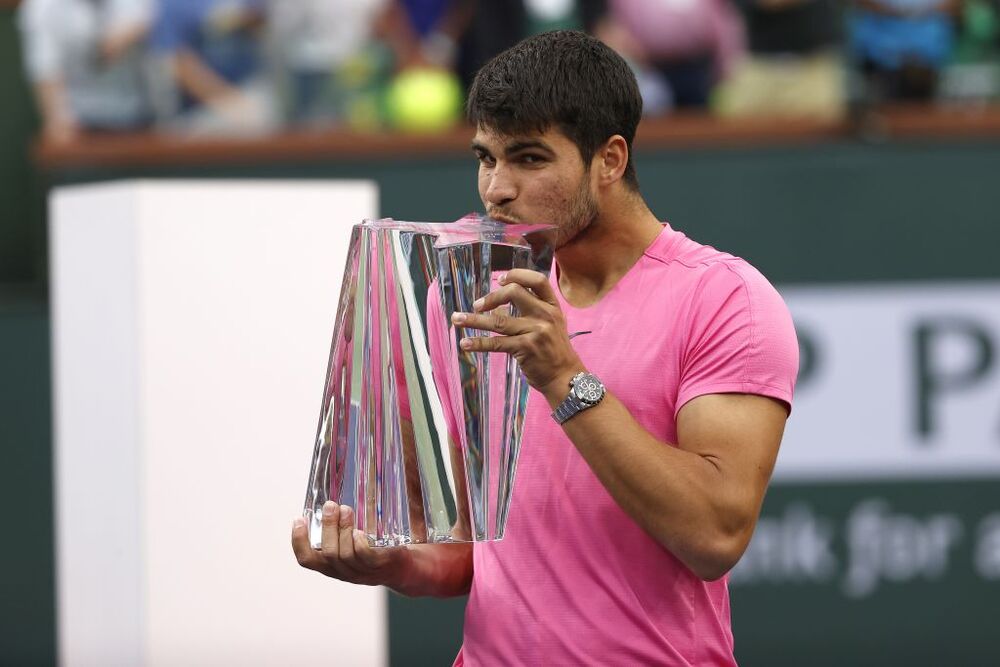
[149,1,193,54]
[107,0,154,33]
[674,260,799,417]
[17,0,60,82]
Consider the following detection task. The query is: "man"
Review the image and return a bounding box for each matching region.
[292,30,798,665]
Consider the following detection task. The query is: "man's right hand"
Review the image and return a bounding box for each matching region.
[292,501,411,587]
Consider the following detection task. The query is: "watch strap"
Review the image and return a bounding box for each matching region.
[552,392,587,424]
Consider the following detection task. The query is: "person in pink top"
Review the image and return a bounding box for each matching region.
[292,30,798,665]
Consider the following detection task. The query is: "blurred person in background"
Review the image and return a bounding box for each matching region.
[849,0,960,102]
[268,0,472,132]
[377,0,473,132]
[367,0,610,134]
[267,0,389,128]
[939,0,1000,101]
[595,0,746,111]
[381,0,473,71]
[151,0,277,136]
[18,0,155,144]
[455,0,606,90]
[714,0,845,119]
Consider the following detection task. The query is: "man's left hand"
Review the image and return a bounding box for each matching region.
[450,269,583,401]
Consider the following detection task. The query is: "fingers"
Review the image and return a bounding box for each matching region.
[291,516,317,569]
[293,503,409,588]
[451,306,527,336]
[458,331,518,353]
[292,501,363,579]
[320,500,342,557]
[471,283,546,318]
[500,269,558,306]
[337,505,362,572]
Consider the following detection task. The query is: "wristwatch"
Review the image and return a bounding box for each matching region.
[552,371,606,424]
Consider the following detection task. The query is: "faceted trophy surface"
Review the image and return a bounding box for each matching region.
[304,216,553,547]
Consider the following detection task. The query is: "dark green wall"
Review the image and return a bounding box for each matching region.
[1,8,53,666]
[3,8,1000,665]
[0,293,54,666]
[0,8,43,284]
[44,138,1000,287]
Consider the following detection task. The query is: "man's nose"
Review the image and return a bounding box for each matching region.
[484,164,516,206]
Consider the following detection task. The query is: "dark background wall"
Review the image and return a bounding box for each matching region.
[2,5,999,665]
[0,7,42,285]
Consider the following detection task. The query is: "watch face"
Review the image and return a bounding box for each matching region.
[573,374,604,404]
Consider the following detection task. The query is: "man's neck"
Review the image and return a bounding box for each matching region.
[555,192,663,308]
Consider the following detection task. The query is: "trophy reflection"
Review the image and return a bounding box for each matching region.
[304,217,553,547]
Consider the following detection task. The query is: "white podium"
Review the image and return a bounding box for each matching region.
[50,181,385,666]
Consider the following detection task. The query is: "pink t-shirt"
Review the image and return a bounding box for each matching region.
[453,224,798,666]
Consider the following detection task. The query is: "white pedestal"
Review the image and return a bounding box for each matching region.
[50,180,385,666]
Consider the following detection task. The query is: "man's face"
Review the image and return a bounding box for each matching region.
[471,126,598,249]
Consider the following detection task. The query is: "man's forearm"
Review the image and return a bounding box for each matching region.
[172,50,240,105]
[389,543,473,598]
[543,384,784,581]
[35,79,73,126]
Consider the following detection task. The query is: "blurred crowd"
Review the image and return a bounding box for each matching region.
[17,0,1000,144]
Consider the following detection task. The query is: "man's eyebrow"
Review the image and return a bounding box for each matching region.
[470,139,555,156]
[503,139,554,155]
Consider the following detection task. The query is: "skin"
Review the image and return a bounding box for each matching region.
[35,79,80,144]
[291,123,790,588]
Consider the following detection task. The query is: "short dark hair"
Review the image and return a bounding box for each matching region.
[467,30,643,190]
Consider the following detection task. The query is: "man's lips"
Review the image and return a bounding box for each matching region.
[487,212,521,225]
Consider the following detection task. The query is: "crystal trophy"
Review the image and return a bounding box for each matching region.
[303,216,553,547]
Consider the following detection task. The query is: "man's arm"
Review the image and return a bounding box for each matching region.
[33,79,80,143]
[547,389,786,581]
[454,269,790,581]
[292,502,473,598]
[170,49,242,106]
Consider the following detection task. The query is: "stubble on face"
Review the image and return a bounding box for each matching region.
[492,169,598,250]
[548,169,599,250]
[477,126,600,249]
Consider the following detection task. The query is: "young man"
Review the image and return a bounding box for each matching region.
[292,30,798,665]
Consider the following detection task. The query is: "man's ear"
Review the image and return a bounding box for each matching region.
[595,135,629,187]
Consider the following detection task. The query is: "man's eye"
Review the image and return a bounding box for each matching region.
[520,154,543,164]
[476,153,495,166]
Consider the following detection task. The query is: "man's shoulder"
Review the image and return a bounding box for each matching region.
[641,227,788,323]
[646,226,766,289]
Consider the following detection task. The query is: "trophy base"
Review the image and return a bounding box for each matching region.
[305,509,489,548]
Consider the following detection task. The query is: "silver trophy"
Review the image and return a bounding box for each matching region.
[304,216,553,546]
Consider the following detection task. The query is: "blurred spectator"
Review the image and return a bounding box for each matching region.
[715,0,845,119]
[456,0,606,90]
[849,0,960,102]
[954,0,1000,63]
[596,0,746,111]
[151,0,277,135]
[382,0,473,70]
[375,0,473,132]
[267,0,389,128]
[18,0,155,144]
[940,0,1000,101]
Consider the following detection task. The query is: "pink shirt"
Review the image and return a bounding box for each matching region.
[454,224,798,666]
